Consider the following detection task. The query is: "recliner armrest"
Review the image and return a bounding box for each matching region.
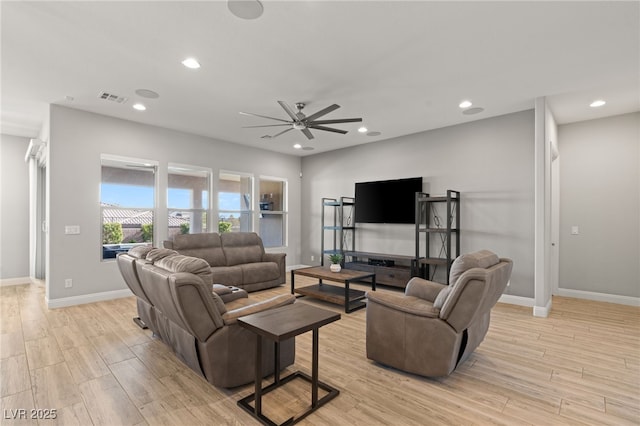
[262,252,285,263]
[263,252,286,283]
[222,294,295,325]
[405,277,447,302]
[366,292,440,318]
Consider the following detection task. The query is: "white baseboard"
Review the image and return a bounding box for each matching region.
[498,294,534,307]
[0,276,33,287]
[286,264,311,271]
[556,288,640,307]
[47,288,134,309]
[533,298,552,318]
[498,294,552,317]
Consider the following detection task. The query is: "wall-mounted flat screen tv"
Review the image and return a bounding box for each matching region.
[354,177,423,224]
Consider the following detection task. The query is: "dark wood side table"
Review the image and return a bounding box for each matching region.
[237,303,341,426]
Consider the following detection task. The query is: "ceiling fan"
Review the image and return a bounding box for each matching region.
[240,101,362,140]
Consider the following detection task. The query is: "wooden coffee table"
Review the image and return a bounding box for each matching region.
[237,303,341,425]
[291,266,376,313]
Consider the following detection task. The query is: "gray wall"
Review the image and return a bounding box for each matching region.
[0,134,30,280]
[301,110,535,298]
[559,112,639,298]
[47,105,301,302]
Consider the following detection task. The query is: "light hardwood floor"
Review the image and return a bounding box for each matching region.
[1,277,639,425]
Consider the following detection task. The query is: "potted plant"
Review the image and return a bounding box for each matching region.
[328,253,343,272]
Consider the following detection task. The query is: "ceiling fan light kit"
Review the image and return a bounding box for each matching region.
[240,101,363,140]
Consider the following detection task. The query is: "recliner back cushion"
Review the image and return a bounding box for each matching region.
[146,248,178,263]
[155,254,214,285]
[449,250,500,286]
[127,245,153,259]
[221,232,264,266]
[172,233,226,267]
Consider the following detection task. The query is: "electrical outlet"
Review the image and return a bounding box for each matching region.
[311,255,315,262]
[64,279,73,288]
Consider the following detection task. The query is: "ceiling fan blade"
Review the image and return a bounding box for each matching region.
[277,101,300,121]
[310,118,362,125]
[301,128,314,140]
[270,127,294,138]
[240,111,290,123]
[242,124,292,128]
[308,124,348,134]
[304,104,340,122]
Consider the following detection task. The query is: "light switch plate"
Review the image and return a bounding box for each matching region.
[65,225,80,235]
[571,226,579,235]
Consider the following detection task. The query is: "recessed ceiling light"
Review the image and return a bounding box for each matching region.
[181,58,201,69]
[228,0,264,20]
[132,103,146,111]
[358,126,368,133]
[293,144,302,149]
[302,146,315,151]
[590,100,606,108]
[366,131,382,137]
[462,107,484,115]
[459,100,473,109]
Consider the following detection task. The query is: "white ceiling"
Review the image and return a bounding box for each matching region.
[2,1,639,156]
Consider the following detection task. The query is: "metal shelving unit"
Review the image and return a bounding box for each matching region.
[415,190,460,284]
[320,197,355,266]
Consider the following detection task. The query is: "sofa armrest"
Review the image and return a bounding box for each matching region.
[263,252,286,282]
[222,294,295,325]
[366,292,440,318]
[405,277,448,302]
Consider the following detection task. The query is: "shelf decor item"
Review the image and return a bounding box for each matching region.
[328,253,343,272]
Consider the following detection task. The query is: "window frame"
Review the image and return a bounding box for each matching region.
[257,175,288,248]
[217,170,254,233]
[167,163,212,237]
[99,154,158,261]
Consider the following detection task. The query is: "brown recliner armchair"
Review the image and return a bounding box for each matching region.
[366,250,513,377]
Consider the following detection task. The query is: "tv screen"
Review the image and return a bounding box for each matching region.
[354,177,423,224]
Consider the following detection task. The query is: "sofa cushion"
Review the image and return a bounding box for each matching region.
[449,250,500,286]
[146,248,178,263]
[127,245,153,259]
[220,232,264,266]
[210,266,243,286]
[241,262,280,285]
[155,254,213,285]
[172,233,227,267]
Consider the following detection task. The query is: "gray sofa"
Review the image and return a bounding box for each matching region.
[163,232,286,292]
[117,246,296,388]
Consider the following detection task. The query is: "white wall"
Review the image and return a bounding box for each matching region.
[47,105,301,305]
[0,134,30,281]
[301,110,536,298]
[558,112,639,299]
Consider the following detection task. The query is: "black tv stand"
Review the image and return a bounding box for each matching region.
[345,251,414,289]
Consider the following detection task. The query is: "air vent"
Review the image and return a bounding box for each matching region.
[98,92,128,104]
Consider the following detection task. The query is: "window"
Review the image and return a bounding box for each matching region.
[100,156,156,260]
[168,165,211,238]
[218,172,253,233]
[258,177,287,247]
